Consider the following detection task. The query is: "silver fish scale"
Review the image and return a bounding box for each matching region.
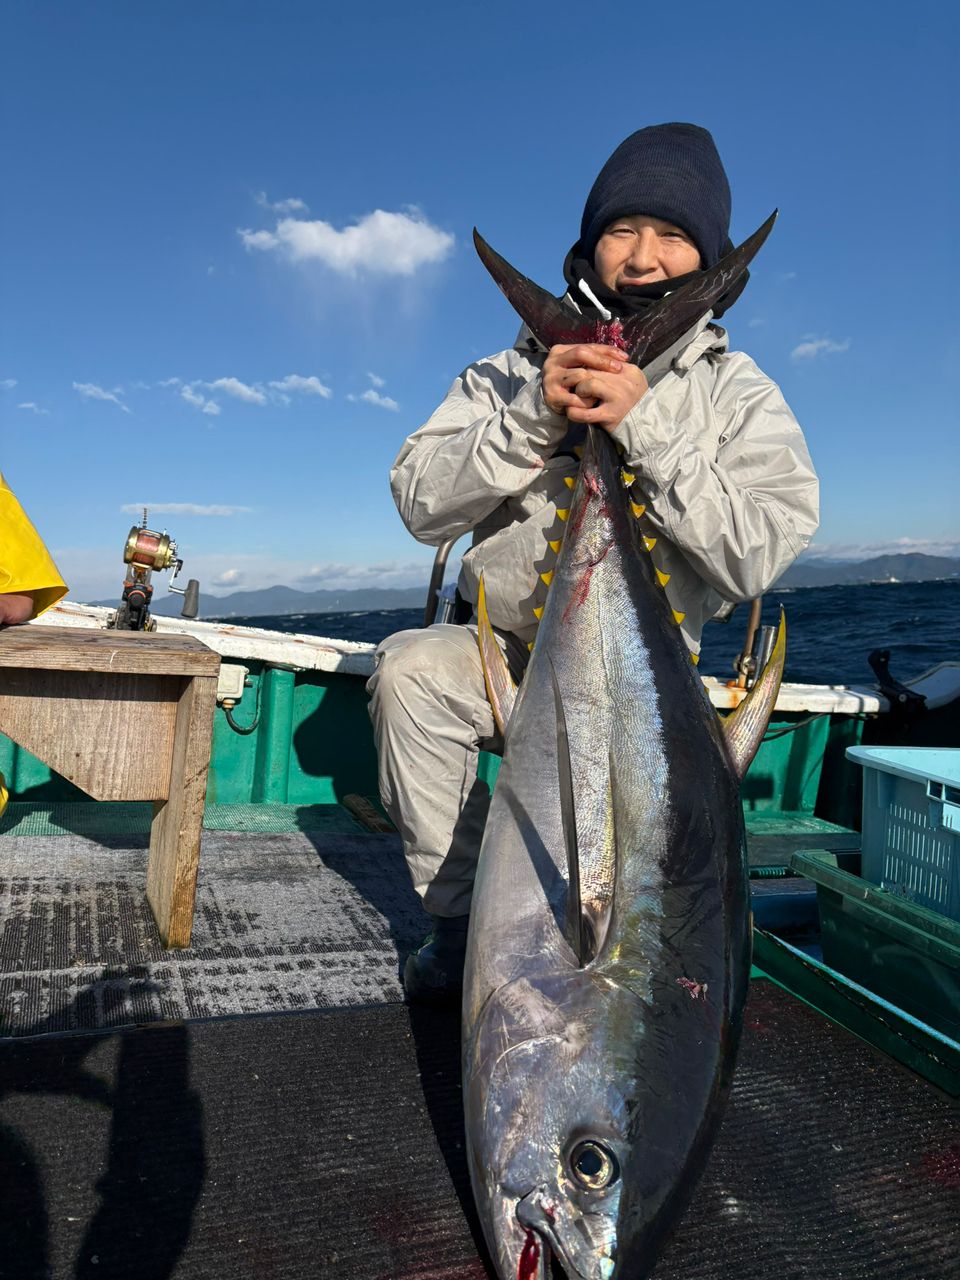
[463,428,751,1280]
[549,497,674,952]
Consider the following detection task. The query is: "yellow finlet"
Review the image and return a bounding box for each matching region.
[556,508,569,521]
[533,605,544,619]
[642,534,657,552]
[621,469,635,486]
[548,539,563,554]
[691,652,700,665]
[655,568,671,588]
[540,570,554,586]
[672,609,686,625]
[563,476,575,489]
[630,501,646,519]
[573,444,584,458]
[528,640,535,651]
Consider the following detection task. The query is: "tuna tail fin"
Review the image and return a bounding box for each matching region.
[473,229,598,350]
[548,659,591,967]
[721,608,787,779]
[618,211,777,367]
[474,212,777,368]
[476,573,517,736]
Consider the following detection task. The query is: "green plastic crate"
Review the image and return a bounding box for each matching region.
[847,746,960,920]
[792,849,960,1041]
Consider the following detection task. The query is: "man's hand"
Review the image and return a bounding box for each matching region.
[0,592,36,626]
[542,343,648,431]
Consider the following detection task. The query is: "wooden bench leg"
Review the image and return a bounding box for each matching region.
[147,673,217,948]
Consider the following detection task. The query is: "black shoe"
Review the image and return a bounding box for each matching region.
[403,914,469,1004]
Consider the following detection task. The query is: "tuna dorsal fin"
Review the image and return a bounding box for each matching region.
[721,609,787,779]
[476,573,517,736]
[548,659,589,967]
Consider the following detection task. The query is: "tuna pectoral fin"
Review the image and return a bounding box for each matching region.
[476,573,517,736]
[721,609,787,779]
[548,661,595,968]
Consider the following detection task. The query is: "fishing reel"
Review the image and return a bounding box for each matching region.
[109,510,200,631]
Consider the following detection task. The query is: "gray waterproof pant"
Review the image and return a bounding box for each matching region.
[366,624,503,918]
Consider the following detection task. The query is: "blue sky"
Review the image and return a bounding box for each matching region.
[2,1,958,604]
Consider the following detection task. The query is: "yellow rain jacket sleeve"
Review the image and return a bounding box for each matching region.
[0,471,68,618]
[1,471,68,816]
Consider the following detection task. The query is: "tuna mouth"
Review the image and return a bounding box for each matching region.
[515,1189,616,1279]
[515,1192,565,1278]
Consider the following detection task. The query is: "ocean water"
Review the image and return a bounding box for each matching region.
[213,578,959,688]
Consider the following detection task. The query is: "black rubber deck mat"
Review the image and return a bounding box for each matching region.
[1,982,957,1280]
[0,830,426,1034]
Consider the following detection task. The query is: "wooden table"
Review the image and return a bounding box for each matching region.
[0,625,220,947]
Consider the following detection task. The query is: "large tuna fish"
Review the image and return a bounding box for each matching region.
[463,220,786,1280]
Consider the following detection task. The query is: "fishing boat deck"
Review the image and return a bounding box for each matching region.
[0,802,422,1032]
[0,802,858,1035]
[1,803,958,1279]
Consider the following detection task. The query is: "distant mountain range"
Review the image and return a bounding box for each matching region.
[92,584,429,619]
[776,552,960,589]
[89,552,958,620]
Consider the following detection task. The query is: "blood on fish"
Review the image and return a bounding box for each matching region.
[676,976,709,1001]
[596,318,628,351]
[564,565,595,621]
[568,462,602,541]
[518,1229,541,1280]
[563,540,612,621]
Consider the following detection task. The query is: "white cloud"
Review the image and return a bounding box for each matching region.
[790,337,851,361]
[239,207,455,277]
[120,503,252,517]
[158,376,182,387]
[47,546,439,605]
[348,388,400,411]
[17,402,50,415]
[192,553,436,597]
[267,374,332,398]
[297,559,433,587]
[255,191,309,216]
[73,382,130,412]
[367,371,386,388]
[778,271,797,283]
[181,385,221,415]
[1,378,17,390]
[208,376,267,405]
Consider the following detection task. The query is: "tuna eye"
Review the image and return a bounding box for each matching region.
[570,1140,620,1191]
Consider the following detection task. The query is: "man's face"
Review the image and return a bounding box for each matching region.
[594,215,701,290]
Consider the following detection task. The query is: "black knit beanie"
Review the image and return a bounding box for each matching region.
[578,123,732,268]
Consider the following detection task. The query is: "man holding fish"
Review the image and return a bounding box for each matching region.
[368,122,818,1002]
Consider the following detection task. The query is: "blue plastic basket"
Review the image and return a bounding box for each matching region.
[846,747,960,921]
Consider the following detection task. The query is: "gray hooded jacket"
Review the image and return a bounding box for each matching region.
[390,314,819,655]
